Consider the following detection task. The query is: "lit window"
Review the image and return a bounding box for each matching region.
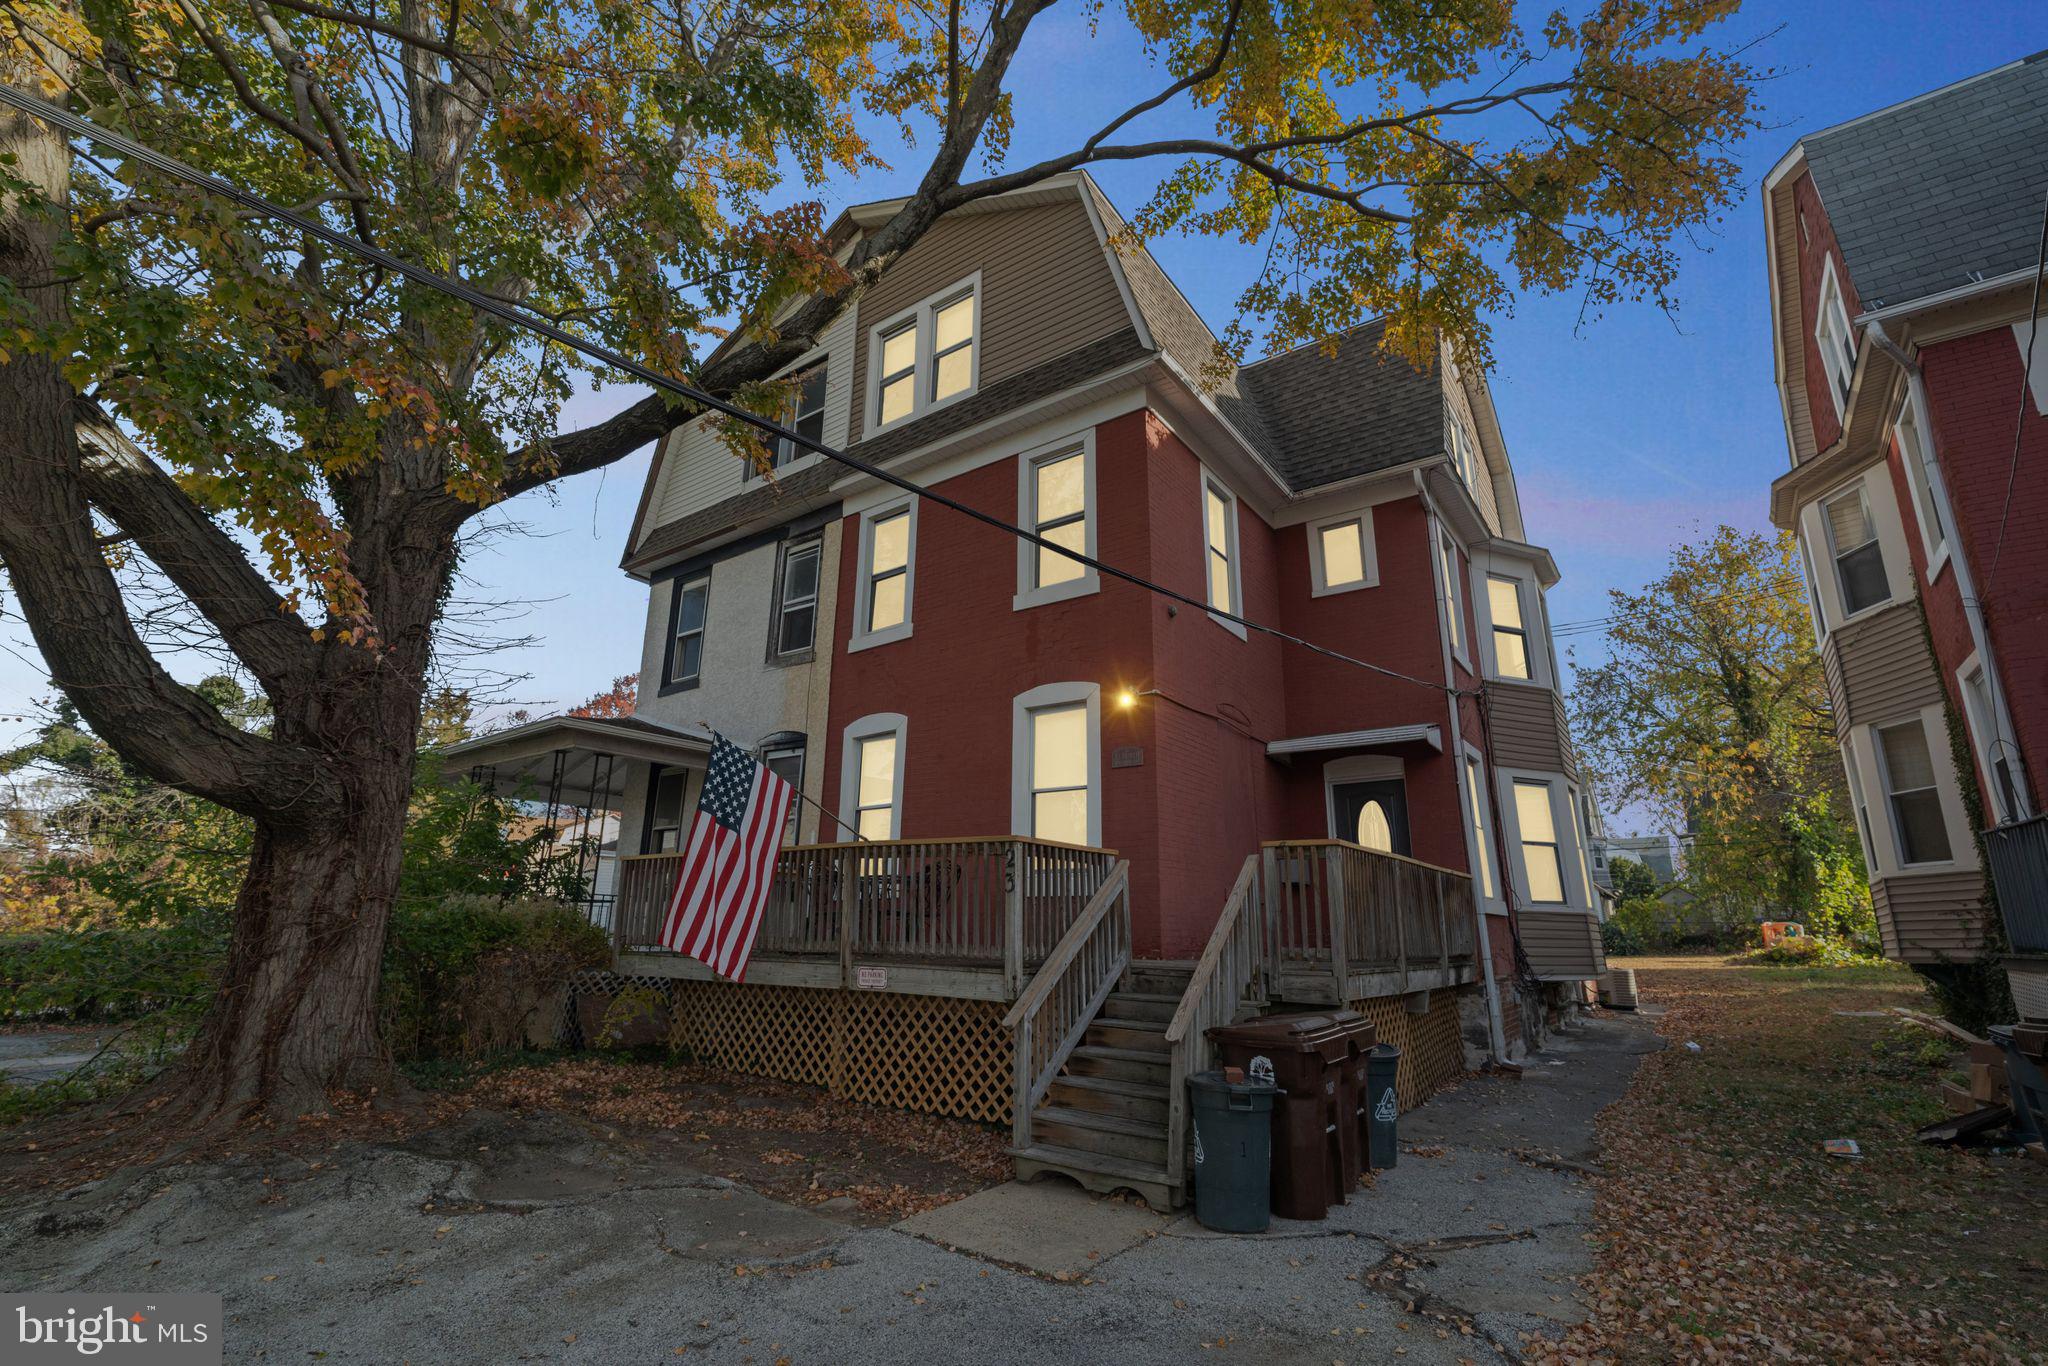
[1464,754,1496,900]
[1027,702,1091,846]
[762,743,805,844]
[647,768,688,852]
[750,365,828,478]
[1822,486,1889,616]
[1030,449,1087,588]
[863,506,911,637]
[853,732,899,840]
[931,293,975,403]
[1877,720,1952,866]
[869,278,978,429]
[1488,575,1531,680]
[772,540,821,658]
[1313,516,1371,592]
[877,325,917,427]
[1894,395,1949,566]
[1355,801,1393,852]
[1514,780,1566,904]
[667,575,709,687]
[1438,531,1465,658]
[1204,478,1238,615]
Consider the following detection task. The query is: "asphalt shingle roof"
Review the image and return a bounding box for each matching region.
[1237,318,1446,491]
[1801,51,2048,313]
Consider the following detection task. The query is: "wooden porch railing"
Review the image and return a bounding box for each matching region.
[1261,840,1477,1002]
[1001,860,1132,1148]
[1162,855,1265,1187]
[612,837,1120,996]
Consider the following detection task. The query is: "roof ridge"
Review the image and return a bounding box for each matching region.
[1799,52,2038,148]
[1240,317,1393,372]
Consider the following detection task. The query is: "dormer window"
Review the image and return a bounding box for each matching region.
[748,365,827,479]
[1814,257,1856,418]
[868,275,980,432]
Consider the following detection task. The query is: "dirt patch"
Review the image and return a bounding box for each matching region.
[1525,957,2048,1364]
[463,1057,1011,1223]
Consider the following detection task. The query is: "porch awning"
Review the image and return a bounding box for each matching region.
[434,715,712,804]
[1265,723,1442,758]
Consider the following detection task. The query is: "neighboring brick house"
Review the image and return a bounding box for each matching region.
[1763,53,2048,1021]
[450,170,1599,1203]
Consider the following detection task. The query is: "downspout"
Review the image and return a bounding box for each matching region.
[1416,467,1511,1064]
[1869,319,2034,816]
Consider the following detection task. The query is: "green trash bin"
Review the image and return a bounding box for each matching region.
[1365,1043,1401,1170]
[1187,1069,1276,1233]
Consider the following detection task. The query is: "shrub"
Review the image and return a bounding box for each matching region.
[1739,935,1889,968]
[382,894,611,1060]
[1600,917,1647,957]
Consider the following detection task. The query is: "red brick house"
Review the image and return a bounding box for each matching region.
[1763,53,2048,1022]
[449,172,1600,1205]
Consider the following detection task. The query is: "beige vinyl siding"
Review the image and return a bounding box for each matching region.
[1825,598,1942,734]
[1871,869,1988,962]
[1772,179,1819,464]
[1485,681,1576,778]
[1518,910,1605,981]
[1444,371,1503,533]
[848,198,1131,444]
[640,306,858,539]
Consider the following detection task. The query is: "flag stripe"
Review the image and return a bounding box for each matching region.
[659,735,795,984]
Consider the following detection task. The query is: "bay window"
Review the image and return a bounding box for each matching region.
[1513,779,1567,904]
[1822,485,1889,617]
[1876,719,1952,866]
[1487,574,1532,680]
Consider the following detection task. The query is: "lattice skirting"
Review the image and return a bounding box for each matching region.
[1348,989,1469,1111]
[559,970,1013,1125]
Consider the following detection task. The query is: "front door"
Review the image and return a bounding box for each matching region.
[1331,779,1411,856]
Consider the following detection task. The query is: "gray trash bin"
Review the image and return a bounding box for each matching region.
[1187,1070,1276,1233]
[1365,1043,1401,1170]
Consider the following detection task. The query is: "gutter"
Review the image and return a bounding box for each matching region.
[1415,469,1511,1065]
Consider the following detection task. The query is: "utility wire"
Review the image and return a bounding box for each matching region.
[0,84,1464,699]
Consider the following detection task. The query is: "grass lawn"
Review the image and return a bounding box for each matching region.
[1529,955,2048,1364]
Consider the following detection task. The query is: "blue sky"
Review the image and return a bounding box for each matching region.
[2,2,2043,742]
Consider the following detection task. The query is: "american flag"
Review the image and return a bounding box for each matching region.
[660,735,795,981]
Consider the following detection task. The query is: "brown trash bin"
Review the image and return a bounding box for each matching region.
[1207,1012,1373,1219]
[1322,1009,1376,1189]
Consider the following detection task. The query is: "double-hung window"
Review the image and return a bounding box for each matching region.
[869,278,978,431]
[1815,258,1856,416]
[1027,703,1090,846]
[1876,720,1952,866]
[751,365,828,478]
[1513,780,1567,904]
[843,718,905,840]
[1015,444,1097,602]
[1893,394,1949,569]
[1464,752,1496,902]
[1961,664,2025,823]
[1487,575,1532,680]
[1841,742,1876,869]
[1202,475,1243,632]
[1438,531,1466,660]
[853,502,914,648]
[1822,485,1888,617]
[771,539,821,659]
[1449,411,1481,487]
[647,768,689,852]
[666,575,710,688]
[761,742,805,844]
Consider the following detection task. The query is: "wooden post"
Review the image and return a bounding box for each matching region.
[1436,877,1450,975]
[1003,840,1026,1000]
[1012,1015,1035,1148]
[838,846,857,992]
[1324,846,1351,1005]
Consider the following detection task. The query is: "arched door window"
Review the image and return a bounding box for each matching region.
[1355,800,1393,852]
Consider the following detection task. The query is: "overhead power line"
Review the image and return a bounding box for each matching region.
[0,84,1463,699]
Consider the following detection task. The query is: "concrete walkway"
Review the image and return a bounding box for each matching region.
[0,1027,125,1086]
[0,1013,1659,1364]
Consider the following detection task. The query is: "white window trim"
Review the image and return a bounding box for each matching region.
[1013,431,1100,611]
[1565,781,1596,907]
[1306,507,1380,597]
[865,271,981,435]
[1200,467,1246,639]
[1850,709,1973,877]
[1473,558,1552,688]
[1797,528,1830,646]
[838,712,908,840]
[1840,739,1876,872]
[1956,651,2032,825]
[1460,744,1502,912]
[1815,254,1856,420]
[848,496,917,653]
[744,347,832,483]
[1495,767,1594,912]
[1437,529,1471,670]
[1892,382,1952,583]
[1321,754,1404,845]
[1818,481,1894,625]
[1011,682,1102,848]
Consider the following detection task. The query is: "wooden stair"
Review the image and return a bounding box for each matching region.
[1012,983,1186,1211]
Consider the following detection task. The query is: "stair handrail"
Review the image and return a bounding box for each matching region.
[1001,859,1132,1150]
[1162,855,1265,1189]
